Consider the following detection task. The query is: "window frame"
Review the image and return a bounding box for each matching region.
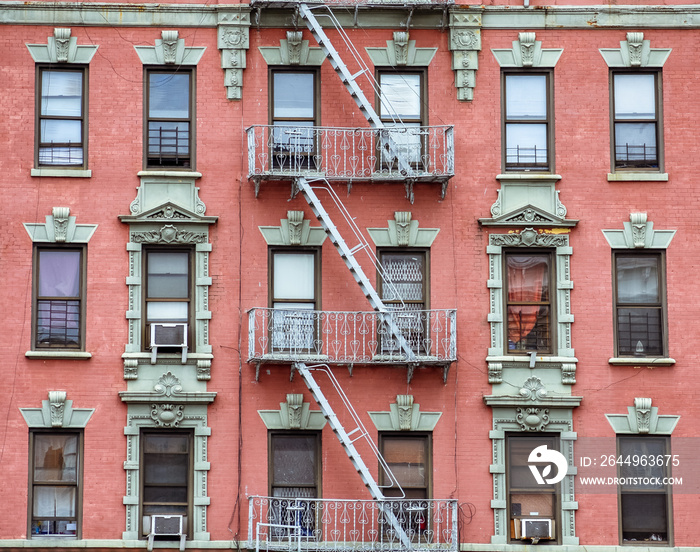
[610,69,664,173]
[268,247,321,311]
[612,250,668,358]
[269,68,320,129]
[377,248,430,310]
[506,433,560,543]
[376,69,428,127]
[617,435,673,545]
[139,429,193,538]
[35,65,88,170]
[378,432,432,499]
[28,429,83,539]
[142,247,194,353]
[32,245,87,351]
[144,66,196,170]
[501,70,554,172]
[503,250,555,355]
[268,431,322,498]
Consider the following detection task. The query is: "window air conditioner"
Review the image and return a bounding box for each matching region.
[150,322,188,364]
[521,518,553,541]
[147,515,186,551]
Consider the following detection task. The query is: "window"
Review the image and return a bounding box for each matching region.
[29,431,82,538]
[269,432,320,538]
[145,68,194,169]
[144,249,192,351]
[270,70,318,169]
[33,247,86,350]
[505,252,553,354]
[611,72,662,170]
[613,252,666,357]
[379,434,431,540]
[269,249,320,353]
[503,72,552,171]
[618,436,672,544]
[378,71,426,166]
[378,250,429,354]
[507,434,558,542]
[141,431,192,534]
[36,67,87,168]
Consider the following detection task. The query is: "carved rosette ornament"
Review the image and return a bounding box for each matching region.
[49,391,67,427]
[519,377,548,401]
[519,32,536,67]
[286,394,304,429]
[397,395,414,430]
[516,407,550,431]
[630,212,647,248]
[161,30,179,64]
[627,32,644,67]
[154,372,183,397]
[393,32,409,66]
[54,28,71,62]
[287,210,304,245]
[52,207,70,242]
[634,397,652,434]
[151,403,185,427]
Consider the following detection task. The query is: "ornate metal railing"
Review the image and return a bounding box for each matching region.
[248,497,459,552]
[246,125,454,182]
[247,308,456,366]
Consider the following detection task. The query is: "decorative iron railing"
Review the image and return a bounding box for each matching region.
[248,497,459,552]
[246,125,454,181]
[247,308,457,365]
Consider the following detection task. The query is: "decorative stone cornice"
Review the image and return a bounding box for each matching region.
[20,391,95,429]
[218,9,251,100]
[602,212,676,249]
[489,228,569,248]
[484,376,582,409]
[259,211,327,246]
[367,212,439,247]
[448,12,481,101]
[119,371,216,404]
[24,207,98,244]
[26,28,99,64]
[605,398,680,435]
[365,31,438,68]
[492,31,563,68]
[258,394,327,430]
[599,32,672,68]
[134,30,206,65]
[368,395,442,431]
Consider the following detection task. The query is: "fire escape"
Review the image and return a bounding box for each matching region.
[247,3,457,551]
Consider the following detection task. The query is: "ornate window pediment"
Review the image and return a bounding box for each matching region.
[602,212,676,250]
[366,32,437,67]
[259,211,327,246]
[134,30,206,66]
[599,32,671,68]
[492,32,563,69]
[606,398,679,435]
[367,212,439,247]
[258,394,327,430]
[368,395,442,432]
[20,391,94,429]
[259,31,325,66]
[26,28,98,64]
[24,207,97,244]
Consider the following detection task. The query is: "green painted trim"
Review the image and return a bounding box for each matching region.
[25,350,92,359]
[365,39,437,68]
[31,168,92,178]
[24,208,98,244]
[20,395,95,429]
[609,357,675,366]
[607,172,669,181]
[602,214,676,249]
[605,400,680,435]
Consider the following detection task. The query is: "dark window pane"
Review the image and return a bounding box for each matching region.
[382,437,428,488]
[143,454,189,485]
[143,486,188,504]
[616,308,662,356]
[621,494,667,537]
[272,435,317,486]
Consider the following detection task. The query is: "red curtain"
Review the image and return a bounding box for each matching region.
[507,256,547,347]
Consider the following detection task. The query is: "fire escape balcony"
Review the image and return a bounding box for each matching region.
[248,497,459,552]
[248,308,456,374]
[246,125,454,187]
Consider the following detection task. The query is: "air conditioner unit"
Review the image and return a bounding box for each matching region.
[521,518,553,541]
[150,323,188,364]
[147,515,186,552]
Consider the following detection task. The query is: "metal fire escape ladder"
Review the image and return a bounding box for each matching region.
[298,3,415,177]
[295,362,413,550]
[296,176,417,364]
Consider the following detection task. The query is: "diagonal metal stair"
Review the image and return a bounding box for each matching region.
[296,176,417,363]
[295,362,413,549]
[298,3,415,177]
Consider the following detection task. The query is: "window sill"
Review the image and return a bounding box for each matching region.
[138,170,202,179]
[26,350,92,360]
[497,173,562,182]
[607,172,668,182]
[609,357,675,366]
[31,168,91,178]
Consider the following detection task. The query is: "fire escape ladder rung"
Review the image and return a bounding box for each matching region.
[296,177,417,363]
[297,3,414,178]
[295,362,413,550]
